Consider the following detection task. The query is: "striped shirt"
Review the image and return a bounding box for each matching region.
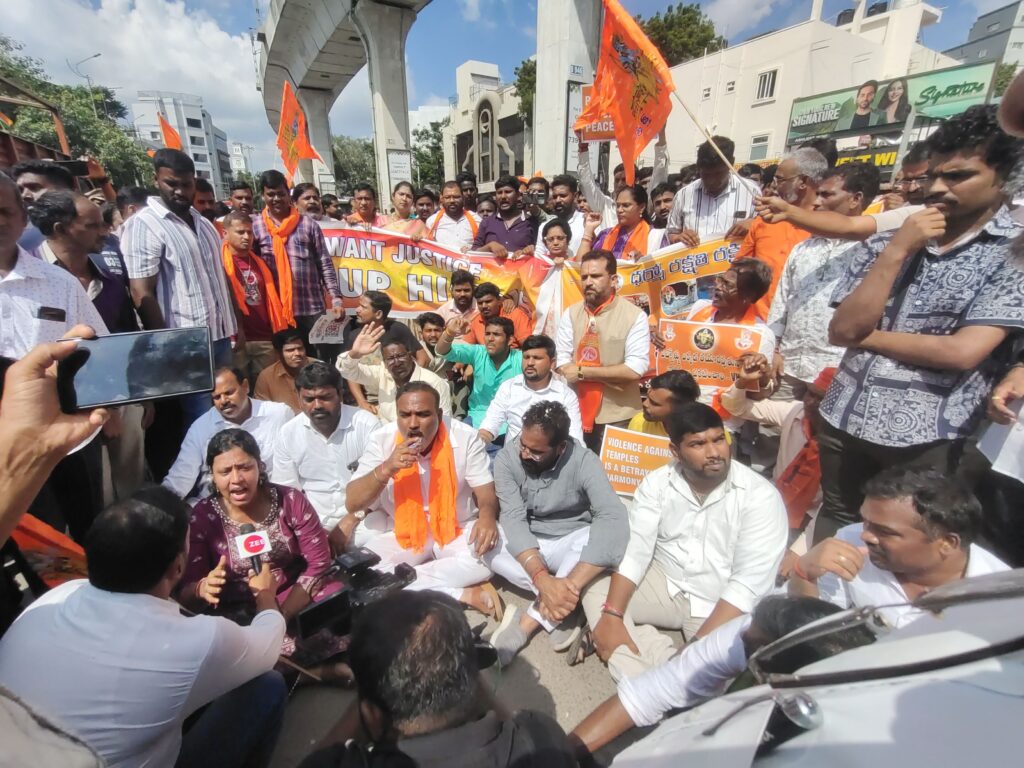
[666,176,758,242]
[121,197,236,340]
[251,212,342,318]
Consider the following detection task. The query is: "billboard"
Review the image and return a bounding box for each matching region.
[787,61,996,143]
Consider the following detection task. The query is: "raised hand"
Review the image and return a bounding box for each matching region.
[349,323,385,360]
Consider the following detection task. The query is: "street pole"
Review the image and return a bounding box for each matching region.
[68,53,102,120]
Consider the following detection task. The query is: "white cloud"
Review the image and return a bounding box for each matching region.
[3,0,374,173]
[458,0,482,22]
[704,0,780,37]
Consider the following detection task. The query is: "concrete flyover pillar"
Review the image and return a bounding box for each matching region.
[352,1,415,201]
[296,87,337,192]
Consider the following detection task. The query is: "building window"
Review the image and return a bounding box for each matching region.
[988,22,1000,32]
[755,69,777,102]
[749,134,770,161]
[193,153,208,163]
[186,117,202,129]
[150,131,161,139]
[702,86,712,100]
[196,170,211,179]
[978,49,988,58]
[189,135,205,146]
[725,80,735,93]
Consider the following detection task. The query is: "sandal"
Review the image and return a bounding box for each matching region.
[566,627,595,667]
[479,582,505,623]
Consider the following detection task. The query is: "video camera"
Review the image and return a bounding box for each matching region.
[295,547,416,639]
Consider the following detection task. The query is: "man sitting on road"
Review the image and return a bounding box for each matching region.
[582,403,788,682]
[477,334,584,445]
[489,402,629,666]
[272,361,383,553]
[465,281,532,349]
[163,367,293,498]
[789,467,1009,628]
[337,324,452,422]
[627,370,700,438]
[253,328,313,414]
[345,382,503,618]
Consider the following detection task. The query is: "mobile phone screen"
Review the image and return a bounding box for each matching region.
[57,328,214,411]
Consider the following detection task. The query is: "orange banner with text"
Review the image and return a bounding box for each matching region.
[322,227,551,318]
[599,426,673,496]
[656,319,766,388]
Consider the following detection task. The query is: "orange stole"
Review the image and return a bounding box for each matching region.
[392,422,460,552]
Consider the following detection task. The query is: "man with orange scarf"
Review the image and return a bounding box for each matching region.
[345,382,505,619]
[251,170,343,354]
[220,211,292,383]
[722,361,837,578]
[555,250,650,453]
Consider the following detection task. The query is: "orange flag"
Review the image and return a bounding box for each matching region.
[159,112,182,150]
[276,81,322,182]
[574,0,675,185]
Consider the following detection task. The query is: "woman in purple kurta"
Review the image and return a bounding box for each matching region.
[177,428,347,674]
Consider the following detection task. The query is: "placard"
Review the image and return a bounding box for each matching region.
[599,426,673,496]
[657,319,765,388]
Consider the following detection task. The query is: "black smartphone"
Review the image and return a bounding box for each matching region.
[56,328,214,412]
[53,160,90,177]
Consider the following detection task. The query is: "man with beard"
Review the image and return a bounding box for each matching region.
[647,182,676,253]
[735,147,827,319]
[254,328,312,413]
[293,183,343,226]
[627,369,700,438]
[488,401,628,666]
[162,367,293,499]
[581,403,787,681]
[478,335,584,445]
[273,361,383,553]
[11,159,75,251]
[192,178,218,226]
[424,180,481,251]
[535,175,585,259]
[471,175,539,261]
[437,269,478,326]
[227,180,255,216]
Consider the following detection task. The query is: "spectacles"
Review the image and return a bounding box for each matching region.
[773,173,801,184]
[520,445,548,461]
[898,176,927,189]
[544,234,568,243]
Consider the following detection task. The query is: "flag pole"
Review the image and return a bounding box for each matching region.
[669,90,760,195]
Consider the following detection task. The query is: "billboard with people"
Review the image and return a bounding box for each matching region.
[786,61,996,143]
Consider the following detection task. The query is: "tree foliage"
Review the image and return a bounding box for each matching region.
[994,62,1017,97]
[331,134,377,195]
[412,118,448,190]
[635,3,726,67]
[0,35,151,187]
[513,58,536,128]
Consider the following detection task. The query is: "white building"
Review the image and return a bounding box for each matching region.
[131,91,232,197]
[623,0,958,168]
[229,142,252,177]
[441,61,532,191]
[945,1,1024,71]
[409,104,449,138]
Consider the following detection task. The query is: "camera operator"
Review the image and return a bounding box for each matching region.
[470,174,540,262]
[0,486,287,768]
[301,590,578,768]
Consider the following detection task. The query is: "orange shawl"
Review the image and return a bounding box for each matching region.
[393,422,460,553]
[428,211,478,241]
[576,294,615,432]
[221,243,293,333]
[777,416,820,529]
[260,208,299,326]
[596,220,651,259]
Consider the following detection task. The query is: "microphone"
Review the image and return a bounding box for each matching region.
[238,523,266,574]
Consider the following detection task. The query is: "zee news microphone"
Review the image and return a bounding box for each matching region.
[237,523,270,573]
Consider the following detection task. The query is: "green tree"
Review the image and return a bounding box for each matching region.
[513,58,536,128]
[635,3,725,67]
[411,118,448,189]
[331,134,377,195]
[994,62,1017,97]
[0,35,151,187]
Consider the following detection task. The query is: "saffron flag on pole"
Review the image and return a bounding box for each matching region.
[158,112,182,150]
[574,0,675,185]
[276,81,322,182]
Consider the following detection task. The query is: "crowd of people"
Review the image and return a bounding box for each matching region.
[0,99,1022,767]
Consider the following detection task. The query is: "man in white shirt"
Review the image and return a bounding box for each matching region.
[767,163,879,397]
[0,173,107,360]
[666,136,757,245]
[478,334,584,445]
[789,467,1009,629]
[337,324,452,422]
[423,180,482,251]
[346,381,503,617]
[163,367,293,498]
[582,402,788,681]
[535,175,587,258]
[0,487,287,768]
[272,361,383,551]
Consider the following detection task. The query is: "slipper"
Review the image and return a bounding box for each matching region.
[566,628,595,667]
[479,582,505,623]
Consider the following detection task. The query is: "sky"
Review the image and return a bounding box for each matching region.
[1,0,1006,173]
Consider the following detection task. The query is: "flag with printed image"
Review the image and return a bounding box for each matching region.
[574,0,675,185]
[158,112,182,150]
[276,81,322,182]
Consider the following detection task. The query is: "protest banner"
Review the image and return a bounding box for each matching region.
[12,515,88,588]
[656,319,765,389]
[321,227,551,318]
[599,426,673,496]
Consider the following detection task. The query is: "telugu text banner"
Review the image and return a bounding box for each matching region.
[657,319,765,389]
